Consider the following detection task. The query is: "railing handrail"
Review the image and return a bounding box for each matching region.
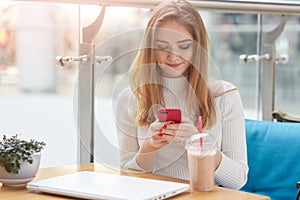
[16,0,300,15]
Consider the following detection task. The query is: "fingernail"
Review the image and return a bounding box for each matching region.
[158,133,163,137]
[163,125,167,129]
[170,121,175,124]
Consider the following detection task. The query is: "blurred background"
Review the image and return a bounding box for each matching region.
[0,1,299,169]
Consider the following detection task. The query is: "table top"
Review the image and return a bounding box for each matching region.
[0,163,269,200]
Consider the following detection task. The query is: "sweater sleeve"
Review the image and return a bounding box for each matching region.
[115,88,144,171]
[214,89,249,190]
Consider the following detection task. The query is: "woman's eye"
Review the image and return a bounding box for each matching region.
[157,44,170,50]
[178,44,192,50]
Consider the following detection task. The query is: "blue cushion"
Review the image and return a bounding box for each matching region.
[241,119,300,200]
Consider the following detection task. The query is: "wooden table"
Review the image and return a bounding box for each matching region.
[0,163,269,200]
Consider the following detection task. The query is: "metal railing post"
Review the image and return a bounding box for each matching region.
[261,15,287,121]
[77,6,106,164]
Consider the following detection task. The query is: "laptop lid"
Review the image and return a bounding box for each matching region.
[27,171,190,200]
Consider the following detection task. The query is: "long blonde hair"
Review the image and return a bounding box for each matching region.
[129,0,216,130]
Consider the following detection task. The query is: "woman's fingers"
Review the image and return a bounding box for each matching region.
[149,117,196,147]
[161,123,196,137]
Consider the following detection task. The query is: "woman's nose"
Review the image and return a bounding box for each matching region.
[167,50,180,60]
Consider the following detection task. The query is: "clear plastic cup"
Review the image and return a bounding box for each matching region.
[185,133,217,192]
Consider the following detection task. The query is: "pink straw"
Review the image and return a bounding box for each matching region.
[198,116,203,148]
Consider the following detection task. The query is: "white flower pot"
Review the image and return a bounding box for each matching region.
[0,153,41,187]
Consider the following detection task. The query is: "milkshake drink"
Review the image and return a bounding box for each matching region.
[187,149,216,191]
[185,133,217,192]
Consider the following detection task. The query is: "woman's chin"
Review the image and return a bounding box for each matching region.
[161,68,183,78]
[162,72,182,78]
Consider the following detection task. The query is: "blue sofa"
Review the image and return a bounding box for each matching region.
[241,119,300,200]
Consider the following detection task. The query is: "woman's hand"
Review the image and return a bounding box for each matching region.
[142,120,174,151]
[136,117,198,171]
[136,120,173,171]
[160,117,198,146]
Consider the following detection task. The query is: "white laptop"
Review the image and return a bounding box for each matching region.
[27,171,190,200]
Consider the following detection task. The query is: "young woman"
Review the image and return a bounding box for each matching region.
[115,0,248,190]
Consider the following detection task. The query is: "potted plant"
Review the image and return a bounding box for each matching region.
[0,134,46,187]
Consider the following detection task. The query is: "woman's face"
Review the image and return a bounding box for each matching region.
[154,20,194,78]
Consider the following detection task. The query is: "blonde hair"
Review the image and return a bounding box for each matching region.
[129,0,216,130]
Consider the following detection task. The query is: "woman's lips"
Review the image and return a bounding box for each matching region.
[166,63,182,68]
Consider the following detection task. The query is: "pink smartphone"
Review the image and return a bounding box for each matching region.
[157,108,182,123]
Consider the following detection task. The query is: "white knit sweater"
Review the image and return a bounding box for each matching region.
[115,77,248,190]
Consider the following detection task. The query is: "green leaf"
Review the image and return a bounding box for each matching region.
[0,134,46,174]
